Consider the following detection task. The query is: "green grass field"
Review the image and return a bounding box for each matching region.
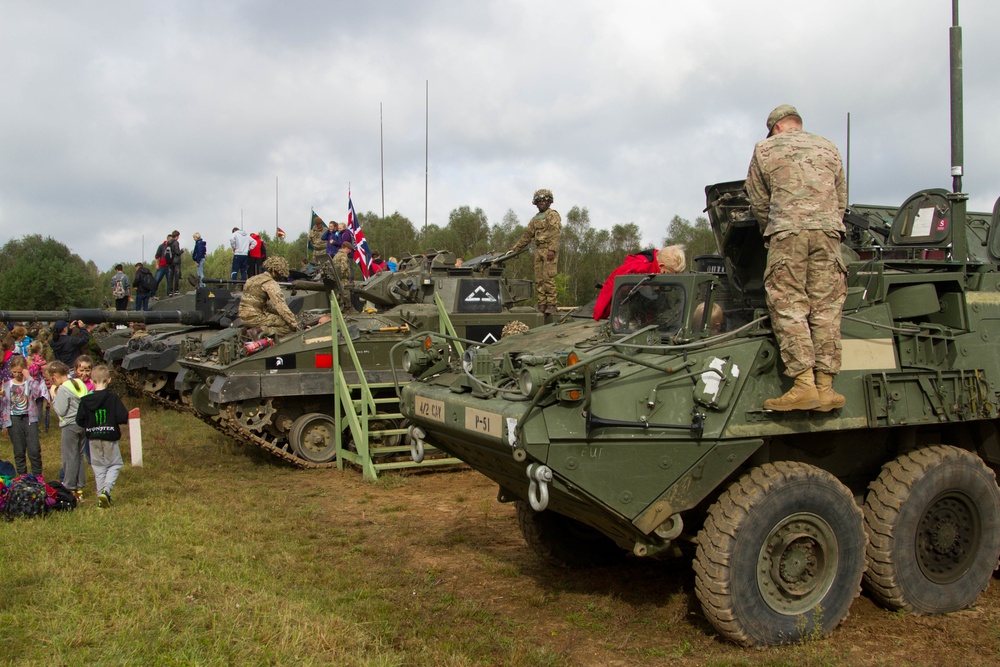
[0,403,560,666]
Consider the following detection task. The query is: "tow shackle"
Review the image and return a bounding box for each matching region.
[526,463,553,512]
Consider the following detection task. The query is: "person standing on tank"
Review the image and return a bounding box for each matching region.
[192,232,207,287]
[745,104,848,412]
[509,189,561,315]
[229,227,256,281]
[166,230,183,296]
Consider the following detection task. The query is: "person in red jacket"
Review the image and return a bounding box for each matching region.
[593,245,686,320]
[248,233,265,277]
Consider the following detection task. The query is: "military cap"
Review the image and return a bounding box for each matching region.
[766,104,800,136]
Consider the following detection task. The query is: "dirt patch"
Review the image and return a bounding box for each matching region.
[289,466,1000,666]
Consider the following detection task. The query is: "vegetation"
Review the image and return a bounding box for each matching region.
[0,209,719,309]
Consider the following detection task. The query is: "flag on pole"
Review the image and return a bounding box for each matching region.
[347,191,372,278]
[276,227,286,239]
[307,208,319,251]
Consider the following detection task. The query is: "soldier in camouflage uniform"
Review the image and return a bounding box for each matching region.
[309,215,328,261]
[332,241,355,313]
[238,256,300,336]
[746,104,847,412]
[509,188,561,314]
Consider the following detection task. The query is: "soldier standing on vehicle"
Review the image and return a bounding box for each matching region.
[238,256,299,336]
[509,188,561,314]
[746,104,848,412]
[333,241,355,313]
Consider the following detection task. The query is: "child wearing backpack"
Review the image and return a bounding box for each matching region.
[1,355,49,476]
[49,361,89,501]
[75,365,128,508]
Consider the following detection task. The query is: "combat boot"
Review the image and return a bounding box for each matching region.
[763,371,821,411]
[814,372,846,412]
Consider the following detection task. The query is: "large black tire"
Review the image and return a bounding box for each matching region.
[515,501,624,568]
[694,461,867,646]
[863,445,1000,613]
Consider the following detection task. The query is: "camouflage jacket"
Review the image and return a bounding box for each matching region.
[333,250,352,281]
[309,225,327,253]
[745,128,847,237]
[238,273,298,330]
[511,208,561,254]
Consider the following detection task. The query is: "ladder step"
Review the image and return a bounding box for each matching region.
[368,429,408,437]
[374,458,465,471]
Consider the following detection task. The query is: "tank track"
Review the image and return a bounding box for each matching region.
[119,370,336,470]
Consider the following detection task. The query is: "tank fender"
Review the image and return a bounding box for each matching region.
[632,438,763,534]
[210,373,262,404]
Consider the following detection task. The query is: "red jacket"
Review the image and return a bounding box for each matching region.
[593,249,660,320]
[249,234,264,259]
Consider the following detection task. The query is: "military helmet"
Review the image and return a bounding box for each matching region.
[263,256,290,277]
[532,189,554,205]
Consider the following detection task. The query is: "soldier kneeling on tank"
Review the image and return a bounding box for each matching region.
[238,256,301,337]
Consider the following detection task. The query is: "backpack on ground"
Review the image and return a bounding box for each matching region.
[112,276,127,299]
[1,475,49,520]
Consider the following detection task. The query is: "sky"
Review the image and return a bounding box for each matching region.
[2,0,999,271]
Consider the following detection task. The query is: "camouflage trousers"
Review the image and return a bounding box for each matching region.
[764,229,847,377]
[533,248,558,309]
[242,311,297,336]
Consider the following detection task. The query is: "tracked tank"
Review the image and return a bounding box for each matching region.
[176,249,548,467]
[397,20,1000,645]
[113,281,332,407]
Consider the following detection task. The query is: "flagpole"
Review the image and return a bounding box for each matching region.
[424,79,431,235]
[380,102,385,220]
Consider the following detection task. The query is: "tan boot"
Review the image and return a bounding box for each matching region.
[763,371,821,411]
[814,372,846,412]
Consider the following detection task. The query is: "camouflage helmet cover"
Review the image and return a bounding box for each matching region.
[263,256,290,277]
[532,188,554,205]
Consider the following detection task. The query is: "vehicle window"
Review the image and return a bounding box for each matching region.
[611,283,685,338]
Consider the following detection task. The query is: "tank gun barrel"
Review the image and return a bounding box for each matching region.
[0,309,208,326]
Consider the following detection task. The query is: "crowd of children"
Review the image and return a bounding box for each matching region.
[0,321,128,510]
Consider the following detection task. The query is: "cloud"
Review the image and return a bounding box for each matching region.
[1,0,998,270]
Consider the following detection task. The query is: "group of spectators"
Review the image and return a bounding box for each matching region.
[0,318,127,507]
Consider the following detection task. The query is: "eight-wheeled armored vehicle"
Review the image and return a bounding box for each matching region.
[399,182,1000,645]
[175,249,547,467]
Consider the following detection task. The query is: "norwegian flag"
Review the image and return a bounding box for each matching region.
[347,191,373,278]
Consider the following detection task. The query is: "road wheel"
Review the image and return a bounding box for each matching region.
[515,501,624,568]
[864,445,1000,613]
[694,461,866,646]
[143,371,169,393]
[289,413,339,464]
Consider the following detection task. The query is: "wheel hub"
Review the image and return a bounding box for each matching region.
[758,513,838,615]
[917,492,979,583]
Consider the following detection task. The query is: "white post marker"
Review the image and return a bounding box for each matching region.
[128,407,143,467]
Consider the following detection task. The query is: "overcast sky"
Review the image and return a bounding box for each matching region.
[3,0,999,270]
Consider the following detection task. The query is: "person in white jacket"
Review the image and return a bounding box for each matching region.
[229,227,258,281]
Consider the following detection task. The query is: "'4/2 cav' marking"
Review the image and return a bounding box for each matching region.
[414,396,445,423]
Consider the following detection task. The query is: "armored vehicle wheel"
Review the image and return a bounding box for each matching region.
[515,501,624,568]
[143,371,169,393]
[863,445,1000,614]
[229,398,275,432]
[289,413,339,464]
[694,462,866,646]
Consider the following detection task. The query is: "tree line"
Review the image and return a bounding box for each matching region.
[0,209,717,310]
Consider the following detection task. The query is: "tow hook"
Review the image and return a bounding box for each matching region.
[408,425,426,463]
[526,463,553,512]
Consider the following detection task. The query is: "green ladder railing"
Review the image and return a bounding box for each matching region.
[329,292,462,480]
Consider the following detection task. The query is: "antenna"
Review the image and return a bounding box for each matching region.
[424,79,429,234]
[846,112,851,204]
[380,102,385,220]
[950,0,964,193]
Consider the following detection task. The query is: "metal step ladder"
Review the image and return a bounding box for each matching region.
[329,294,462,480]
